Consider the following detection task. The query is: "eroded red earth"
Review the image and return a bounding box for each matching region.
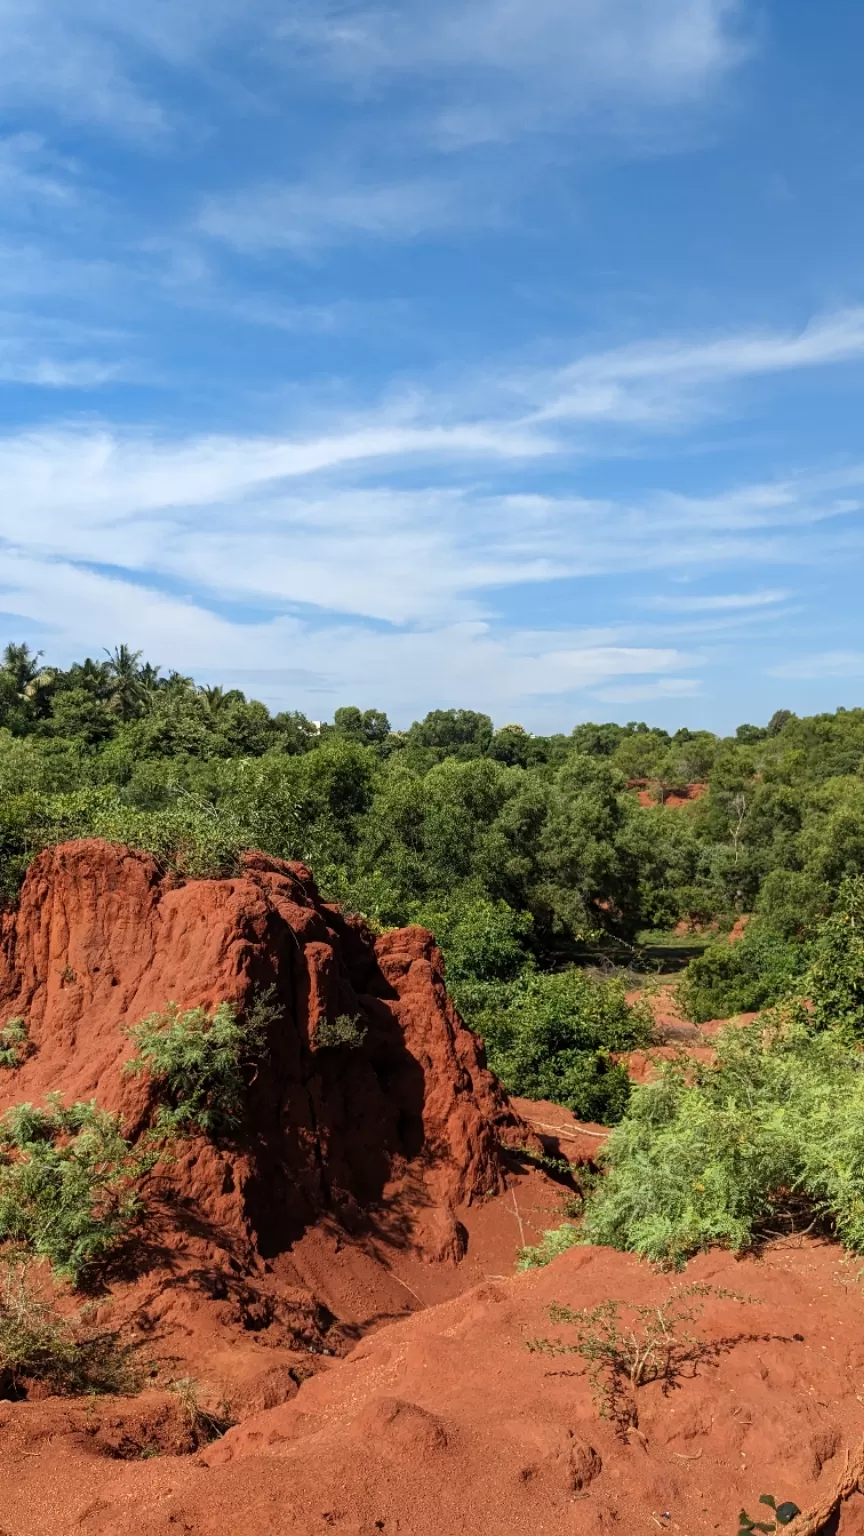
[0,842,859,1536]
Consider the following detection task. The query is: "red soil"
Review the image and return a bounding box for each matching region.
[630,780,708,809]
[0,841,859,1536]
[9,1240,864,1536]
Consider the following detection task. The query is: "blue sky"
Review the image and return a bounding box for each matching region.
[0,0,863,732]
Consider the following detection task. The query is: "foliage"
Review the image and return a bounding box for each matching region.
[6,637,864,1124]
[0,1097,148,1284]
[677,921,810,1024]
[0,1261,139,1396]
[469,969,653,1124]
[126,1000,268,1135]
[312,1013,368,1051]
[528,1283,745,1429]
[0,1017,32,1069]
[581,1014,864,1263]
[516,1222,581,1270]
[738,1496,801,1536]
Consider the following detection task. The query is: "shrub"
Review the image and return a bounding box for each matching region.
[516,1223,581,1270]
[677,922,809,1024]
[312,1013,367,1051]
[528,1283,746,1429]
[581,1014,864,1264]
[0,1097,147,1284]
[472,968,653,1124]
[804,876,864,1032]
[127,999,268,1135]
[0,1017,32,1069]
[0,1261,139,1396]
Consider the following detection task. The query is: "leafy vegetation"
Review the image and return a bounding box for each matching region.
[126,1000,268,1136]
[527,1283,747,1429]
[312,1013,368,1051]
[0,1261,139,1396]
[6,639,864,1123]
[738,1496,802,1536]
[0,1017,32,1069]
[516,1222,581,1270]
[0,1097,149,1284]
[677,922,810,1023]
[581,1011,864,1263]
[468,968,653,1123]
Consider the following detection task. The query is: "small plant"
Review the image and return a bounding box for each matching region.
[0,1260,139,1396]
[168,1375,234,1444]
[313,1013,367,1051]
[516,1223,581,1270]
[127,999,267,1135]
[0,1096,150,1284]
[738,1495,801,1535]
[0,1017,33,1069]
[528,1283,746,1429]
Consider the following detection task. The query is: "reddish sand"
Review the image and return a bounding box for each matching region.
[0,841,859,1536]
[6,1240,864,1535]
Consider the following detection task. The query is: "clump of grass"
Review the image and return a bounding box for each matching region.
[0,1261,139,1396]
[126,997,270,1136]
[313,1013,367,1051]
[0,1017,33,1069]
[168,1375,234,1444]
[0,1096,150,1285]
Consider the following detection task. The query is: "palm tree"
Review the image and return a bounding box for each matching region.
[103,645,146,721]
[2,642,43,694]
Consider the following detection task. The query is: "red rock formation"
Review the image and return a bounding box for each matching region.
[0,840,527,1267]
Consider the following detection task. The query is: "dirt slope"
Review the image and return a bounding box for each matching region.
[6,1238,864,1536]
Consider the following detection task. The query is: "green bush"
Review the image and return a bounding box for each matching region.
[803,876,864,1032]
[312,1013,367,1051]
[677,922,809,1024]
[0,1018,32,1069]
[470,968,653,1124]
[516,1223,581,1270]
[0,1098,147,1284]
[126,1000,267,1135]
[0,1261,139,1395]
[581,1014,864,1264]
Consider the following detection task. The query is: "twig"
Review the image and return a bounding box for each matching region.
[523,1117,608,1140]
[511,1187,526,1248]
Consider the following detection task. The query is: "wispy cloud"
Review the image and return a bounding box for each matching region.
[197,177,489,255]
[769,652,864,681]
[527,310,864,427]
[648,589,791,612]
[592,677,702,702]
[287,0,745,145]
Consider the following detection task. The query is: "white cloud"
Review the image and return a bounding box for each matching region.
[198,177,487,255]
[0,551,690,725]
[591,677,702,702]
[769,652,864,681]
[648,589,791,612]
[528,310,864,427]
[0,424,858,628]
[289,0,745,144]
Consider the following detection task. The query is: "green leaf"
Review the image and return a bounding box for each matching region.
[759,1496,777,1511]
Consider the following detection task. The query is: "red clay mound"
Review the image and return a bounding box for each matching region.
[0,840,525,1256]
[0,841,549,1396]
[10,1239,864,1536]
